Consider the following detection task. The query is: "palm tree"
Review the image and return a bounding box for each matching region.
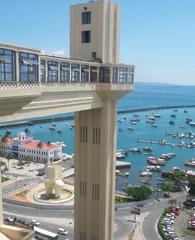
[0,135,8,157]
[5,154,11,170]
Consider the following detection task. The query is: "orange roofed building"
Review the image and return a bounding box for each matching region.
[0,132,62,163]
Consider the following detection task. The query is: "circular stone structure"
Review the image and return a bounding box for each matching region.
[34,187,74,204]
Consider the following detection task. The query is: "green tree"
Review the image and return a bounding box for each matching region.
[23,155,35,163]
[0,135,8,156]
[160,181,174,193]
[170,171,185,186]
[126,185,152,201]
[17,159,24,168]
[5,154,12,170]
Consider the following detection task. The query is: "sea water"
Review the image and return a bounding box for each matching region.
[1,83,195,188]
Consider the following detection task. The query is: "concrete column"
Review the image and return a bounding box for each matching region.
[0,171,3,226]
[74,99,117,240]
[15,52,19,84]
[37,56,41,85]
[45,61,48,83]
[58,62,61,83]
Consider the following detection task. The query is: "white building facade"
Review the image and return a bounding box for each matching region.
[0,132,62,163]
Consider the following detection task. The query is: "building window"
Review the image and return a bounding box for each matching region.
[48,61,58,82]
[90,66,97,83]
[81,65,89,82]
[60,62,70,82]
[71,64,80,82]
[119,67,128,83]
[19,52,38,82]
[112,67,118,83]
[92,52,96,60]
[81,31,91,43]
[0,48,15,82]
[40,60,45,82]
[82,11,91,24]
[99,67,110,83]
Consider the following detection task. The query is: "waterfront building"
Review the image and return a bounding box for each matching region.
[0,0,134,239]
[0,132,62,163]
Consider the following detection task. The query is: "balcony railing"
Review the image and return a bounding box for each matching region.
[0,44,135,90]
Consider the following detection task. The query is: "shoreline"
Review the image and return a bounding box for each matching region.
[0,104,195,129]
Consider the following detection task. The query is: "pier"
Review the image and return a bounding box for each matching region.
[136,139,195,149]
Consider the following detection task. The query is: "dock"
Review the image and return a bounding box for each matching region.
[136,139,195,149]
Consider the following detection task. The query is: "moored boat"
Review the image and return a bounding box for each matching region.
[143,147,153,152]
[49,125,56,130]
[169,120,175,125]
[147,156,166,166]
[184,159,195,167]
[129,147,142,153]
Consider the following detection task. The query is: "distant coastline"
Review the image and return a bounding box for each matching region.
[0,104,195,129]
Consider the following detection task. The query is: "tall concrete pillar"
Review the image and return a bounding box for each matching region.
[74,97,117,240]
[0,171,3,225]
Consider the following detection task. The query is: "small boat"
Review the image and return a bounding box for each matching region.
[147,156,166,166]
[173,109,178,112]
[57,129,63,134]
[130,117,140,122]
[140,170,152,177]
[128,127,134,131]
[184,159,195,167]
[154,113,161,118]
[179,125,185,129]
[49,125,56,130]
[170,114,176,118]
[129,147,142,153]
[118,128,123,132]
[184,110,188,113]
[116,152,125,159]
[186,117,192,123]
[52,121,56,127]
[139,176,150,184]
[117,119,124,123]
[189,122,195,127]
[143,147,153,152]
[148,116,156,121]
[169,120,175,125]
[71,124,75,128]
[152,125,158,128]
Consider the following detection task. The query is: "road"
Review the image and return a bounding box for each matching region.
[3,201,133,240]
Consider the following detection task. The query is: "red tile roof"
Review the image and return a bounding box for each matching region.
[23,141,58,150]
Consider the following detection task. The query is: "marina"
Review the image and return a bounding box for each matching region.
[1,83,195,189]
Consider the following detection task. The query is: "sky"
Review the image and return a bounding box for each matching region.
[0,0,195,85]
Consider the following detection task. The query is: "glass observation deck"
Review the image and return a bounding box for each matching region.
[0,43,135,89]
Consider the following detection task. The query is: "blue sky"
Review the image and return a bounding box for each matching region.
[0,0,195,85]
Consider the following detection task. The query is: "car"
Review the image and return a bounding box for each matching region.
[31,220,40,226]
[4,217,14,223]
[57,228,68,235]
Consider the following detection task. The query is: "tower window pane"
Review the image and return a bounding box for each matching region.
[81,31,91,43]
[82,11,91,24]
[0,48,15,82]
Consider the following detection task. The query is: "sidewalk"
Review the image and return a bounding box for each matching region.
[129,212,149,240]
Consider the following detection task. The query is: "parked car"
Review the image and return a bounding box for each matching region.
[4,217,14,223]
[57,228,68,235]
[31,220,40,226]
